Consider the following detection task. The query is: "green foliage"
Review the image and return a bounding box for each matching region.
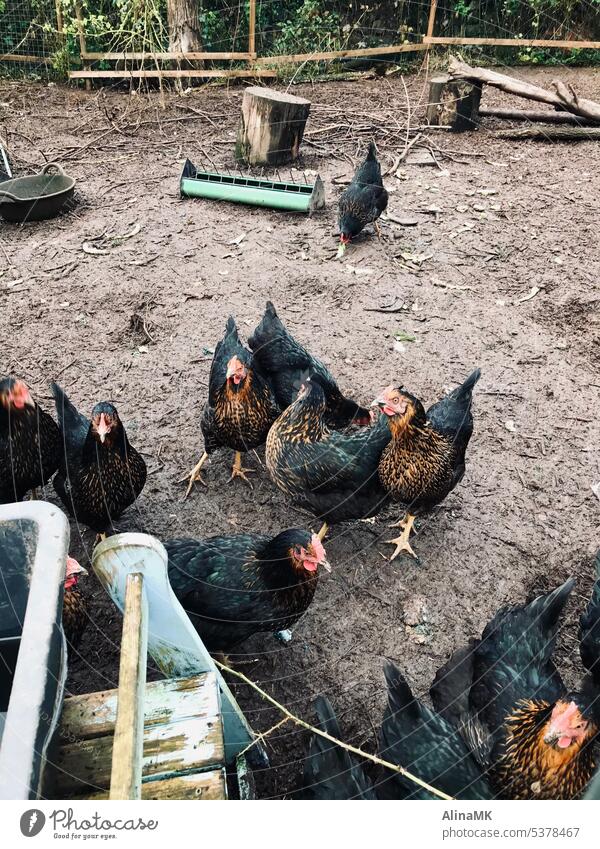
[1,0,599,79]
[272,0,342,55]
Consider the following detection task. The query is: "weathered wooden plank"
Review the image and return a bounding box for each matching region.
[81,51,251,61]
[424,36,600,49]
[256,42,428,65]
[52,712,224,796]
[68,69,276,80]
[0,54,49,63]
[50,673,224,798]
[59,673,218,741]
[109,573,147,800]
[85,769,227,800]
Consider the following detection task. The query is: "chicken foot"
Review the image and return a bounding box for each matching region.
[230,451,255,487]
[386,513,418,561]
[182,451,209,498]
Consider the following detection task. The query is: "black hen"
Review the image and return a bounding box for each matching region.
[375,368,481,560]
[249,301,370,429]
[337,141,388,254]
[300,696,376,799]
[378,662,493,800]
[266,374,391,531]
[183,316,279,493]
[52,383,146,536]
[0,377,60,503]
[165,528,329,652]
[432,579,599,799]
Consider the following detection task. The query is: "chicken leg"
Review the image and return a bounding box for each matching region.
[230,451,254,487]
[317,522,329,542]
[374,220,382,240]
[386,513,418,561]
[182,451,209,498]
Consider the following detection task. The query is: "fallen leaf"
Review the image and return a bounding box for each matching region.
[82,242,109,256]
[592,482,600,502]
[514,286,542,305]
[504,420,517,433]
[394,330,416,343]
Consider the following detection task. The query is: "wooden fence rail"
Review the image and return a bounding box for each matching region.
[1,0,599,77]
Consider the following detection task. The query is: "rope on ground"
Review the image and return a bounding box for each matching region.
[215,659,454,801]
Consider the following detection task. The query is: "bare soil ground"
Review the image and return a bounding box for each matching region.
[1,67,599,798]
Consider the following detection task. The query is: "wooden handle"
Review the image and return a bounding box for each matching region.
[109,571,148,800]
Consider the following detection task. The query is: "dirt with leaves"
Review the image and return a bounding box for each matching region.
[1,67,599,798]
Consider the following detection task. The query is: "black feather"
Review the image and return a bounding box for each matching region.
[378,662,492,800]
[300,696,376,799]
[580,550,600,683]
[249,301,370,428]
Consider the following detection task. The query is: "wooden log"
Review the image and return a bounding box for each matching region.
[426,73,482,132]
[448,57,600,123]
[236,86,311,166]
[109,572,147,800]
[479,106,598,126]
[494,126,600,140]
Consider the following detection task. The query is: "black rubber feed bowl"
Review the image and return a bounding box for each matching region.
[0,162,75,223]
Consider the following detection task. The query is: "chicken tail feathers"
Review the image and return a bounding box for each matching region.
[51,382,90,455]
[383,661,420,720]
[426,367,481,442]
[579,551,600,682]
[366,140,377,160]
[301,696,376,800]
[535,576,576,629]
[430,640,478,726]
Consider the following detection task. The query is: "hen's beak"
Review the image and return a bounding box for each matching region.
[320,559,331,573]
[371,398,386,410]
[96,413,111,443]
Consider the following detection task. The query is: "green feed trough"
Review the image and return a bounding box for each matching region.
[180,159,325,213]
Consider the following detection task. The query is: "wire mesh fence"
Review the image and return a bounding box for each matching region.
[0,0,599,80]
[0,0,63,64]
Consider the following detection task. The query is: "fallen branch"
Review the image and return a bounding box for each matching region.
[479,106,597,126]
[493,126,600,140]
[215,659,453,801]
[448,57,600,123]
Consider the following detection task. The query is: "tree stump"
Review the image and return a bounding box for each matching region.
[236,87,311,166]
[426,74,482,132]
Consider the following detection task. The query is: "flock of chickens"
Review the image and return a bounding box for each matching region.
[1,142,599,801]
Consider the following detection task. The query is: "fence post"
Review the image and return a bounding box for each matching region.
[74,2,91,90]
[54,0,64,38]
[426,0,438,42]
[248,0,256,60]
